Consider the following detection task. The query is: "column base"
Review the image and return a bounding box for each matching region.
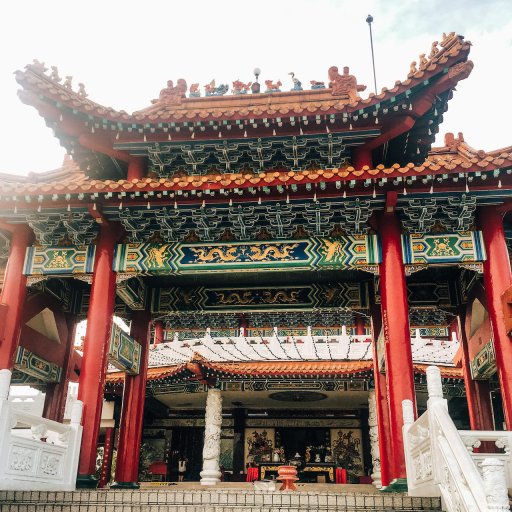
[380,478,408,492]
[76,474,99,488]
[110,481,140,489]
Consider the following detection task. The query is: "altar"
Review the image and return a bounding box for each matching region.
[257,463,339,483]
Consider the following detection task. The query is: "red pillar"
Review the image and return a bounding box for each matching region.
[98,427,115,488]
[77,224,120,487]
[43,315,77,422]
[370,306,392,487]
[0,225,32,370]
[112,310,151,488]
[127,157,145,181]
[454,315,494,431]
[355,314,366,335]
[378,212,416,485]
[352,147,373,170]
[153,320,164,345]
[478,206,512,429]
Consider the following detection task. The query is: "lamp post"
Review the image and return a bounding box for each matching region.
[366,14,378,95]
[251,67,261,94]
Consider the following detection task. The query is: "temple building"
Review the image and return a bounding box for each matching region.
[1,31,512,494]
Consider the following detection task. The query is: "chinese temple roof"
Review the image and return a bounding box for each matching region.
[11,32,472,180]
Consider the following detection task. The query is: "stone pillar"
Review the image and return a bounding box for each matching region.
[76,223,120,487]
[478,207,512,429]
[378,212,416,485]
[112,310,152,488]
[0,225,32,370]
[200,387,223,485]
[368,389,382,488]
[455,315,494,430]
[98,427,115,488]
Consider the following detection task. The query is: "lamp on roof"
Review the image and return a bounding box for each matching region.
[251,67,261,94]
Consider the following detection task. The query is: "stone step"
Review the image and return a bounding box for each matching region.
[0,489,442,512]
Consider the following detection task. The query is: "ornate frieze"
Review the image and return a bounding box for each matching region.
[116,275,146,310]
[108,324,141,375]
[14,347,62,384]
[114,236,380,274]
[470,341,496,380]
[151,282,368,313]
[402,231,486,265]
[23,245,96,276]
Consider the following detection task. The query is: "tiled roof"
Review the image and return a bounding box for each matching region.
[14,33,470,126]
[105,360,462,383]
[1,133,510,197]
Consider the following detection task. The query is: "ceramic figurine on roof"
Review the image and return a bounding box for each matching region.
[63,76,72,89]
[310,79,325,89]
[328,66,366,102]
[288,72,303,91]
[264,80,282,93]
[154,79,188,104]
[49,66,61,82]
[205,79,228,96]
[231,80,252,94]
[189,83,201,97]
[77,83,87,98]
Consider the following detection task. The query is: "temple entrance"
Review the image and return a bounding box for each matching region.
[168,427,204,481]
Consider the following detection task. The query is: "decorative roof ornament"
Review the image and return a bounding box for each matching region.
[189,83,200,98]
[429,41,440,59]
[408,61,418,77]
[204,79,228,96]
[77,83,87,98]
[152,79,188,105]
[49,66,61,82]
[232,80,252,95]
[288,72,303,91]
[63,76,73,90]
[310,80,325,90]
[328,66,366,102]
[29,59,47,73]
[264,80,282,93]
[418,53,428,70]
[251,67,261,94]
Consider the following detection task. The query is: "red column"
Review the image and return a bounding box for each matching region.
[370,306,392,487]
[352,147,372,170]
[153,320,164,345]
[127,157,145,181]
[454,315,494,431]
[355,313,366,335]
[478,207,512,429]
[0,225,32,369]
[77,224,120,487]
[98,427,115,488]
[378,212,416,485]
[112,310,151,488]
[43,315,77,422]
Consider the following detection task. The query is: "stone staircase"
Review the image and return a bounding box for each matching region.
[0,487,442,512]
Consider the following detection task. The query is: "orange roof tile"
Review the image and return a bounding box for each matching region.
[1,137,510,198]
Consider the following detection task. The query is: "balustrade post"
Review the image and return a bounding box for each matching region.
[482,458,509,511]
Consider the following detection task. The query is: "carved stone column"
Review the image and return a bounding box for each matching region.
[200,387,223,485]
[368,389,382,488]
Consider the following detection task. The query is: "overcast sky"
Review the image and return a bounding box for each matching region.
[1,0,511,176]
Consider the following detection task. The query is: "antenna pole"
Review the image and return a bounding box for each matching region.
[366,14,378,94]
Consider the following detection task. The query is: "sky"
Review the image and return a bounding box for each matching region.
[1,0,511,176]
